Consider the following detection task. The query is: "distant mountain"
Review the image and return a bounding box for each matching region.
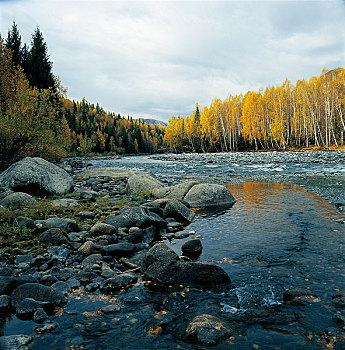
[139,118,168,127]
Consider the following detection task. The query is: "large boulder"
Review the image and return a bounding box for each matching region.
[162,199,196,223]
[126,174,164,194]
[184,183,235,208]
[0,157,73,196]
[0,192,36,208]
[152,181,200,200]
[141,243,230,290]
[11,283,66,308]
[105,206,166,230]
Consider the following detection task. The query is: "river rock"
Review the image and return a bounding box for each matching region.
[105,206,166,230]
[184,314,230,346]
[13,216,36,229]
[78,241,95,255]
[126,174,164,194]
[181,239,203,259]
[39,228,68,245]
[90,222,117,236]
[184,183,236,208]
[0,192,37,208]
[81,254,104,268]
[16,298,47,316]
[52,198,80,208]
[101,243,138,257]
[0,276,17,295]
[51,281,72,294]
[283,287,318,304]
[0,157,73,196]
[0,295,11,309]
[162,199,196,223]
[141,242,230,290]
[33,308,48,323]
[152,181,200,200]
[35,218,79,232]
[0,335,33,350]
[11,283,66,308]
[99,273,137,292]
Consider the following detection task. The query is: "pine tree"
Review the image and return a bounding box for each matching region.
[27,27,56,91]
[5,22,22,66]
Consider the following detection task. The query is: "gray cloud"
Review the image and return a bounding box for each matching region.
[0,0,344,121]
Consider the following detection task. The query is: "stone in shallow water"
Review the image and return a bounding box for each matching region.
[0,335,33,349]
[34,307,48,323]
[181,238,203,259]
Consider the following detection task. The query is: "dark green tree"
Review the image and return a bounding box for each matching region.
[5,22,22,66]
[27,27,56,91]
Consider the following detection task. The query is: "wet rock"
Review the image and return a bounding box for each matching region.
[75,271,98,285]
[101,243,138,257]
[34,322,58,334]
[0,192,37,208]
[39,228,68,245]
[99,273,137,292]
[99,304,121,314]
[51,281,72,294]
[36,217,79,233]
[184,183,236,208]
[162,199,196,223]
[181,239,203,259]
[0,276,17,295]
[52,267,75,282]
[16,274,38,285]
[105,206,166,231]
[52,198,80,208]
[16,297,47,316]
[11,283,66,308]
[141,242,230,290]
[126,173,164,194]
[78,241,95,255]
[15,255,34,266]
[90,222,117,236]
[81,253,104,268]
[333,314,345,329]
[13,216,36,229]
[283,287,319,304]
[152,181,200,200]
[332,294,345,307]
[85,282,99,292]
[0,157,73,196]
[0,295,11,309]
[184,314,231,346]
[0,335,33,349]
[40,274,58,286]
[33,308,48,323]
[66,278,81,289]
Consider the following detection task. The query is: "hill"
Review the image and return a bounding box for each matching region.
[139,118,168,127]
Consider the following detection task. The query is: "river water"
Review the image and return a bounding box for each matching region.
[4,152,345,349]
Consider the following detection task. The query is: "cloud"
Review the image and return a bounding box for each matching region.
[1,0,344,121]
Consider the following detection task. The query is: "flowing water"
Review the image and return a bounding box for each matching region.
[3,153,345,349]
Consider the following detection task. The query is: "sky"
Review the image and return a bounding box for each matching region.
[0,0,344,122]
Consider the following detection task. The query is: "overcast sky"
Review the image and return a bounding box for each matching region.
[1,0,344,122]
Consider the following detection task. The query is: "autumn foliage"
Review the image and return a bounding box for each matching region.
[164,68,345,152]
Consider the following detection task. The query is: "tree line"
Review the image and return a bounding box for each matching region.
[164,68,345,152]
[0,22,165,169]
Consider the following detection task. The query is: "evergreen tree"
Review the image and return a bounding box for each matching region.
[5,22,22,67]
[27,27,56,91]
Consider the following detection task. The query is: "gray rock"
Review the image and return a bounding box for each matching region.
[15,255,34,265]
[0,276,17,295]
[81,167,136,179]
[105,206,166,230]
[101,243,138,257]
[152,181,200,200]
[0,335,33,350]
[51,281,72,294]
[85,282,98,292]
[79,189,98,201]
[162,199,196,223]
[78,241,95,255]
[0,192,36,208]
[47,246,71,259]
[39,228,68,245]
[36,218,79,233]
[141,242,230,290]
[184,183,236,208]
[184,314,230,346]
[66,278,81,289]
[0,157,73,196]
[13,216,36,229]
[76,211,95,219]
[33,308,48,323]
[16,297,47,316]
[40,274,58,286]
[75,271,98,285]
[90,222,117,236]
[181,239,203,259]
[283,287,318,303]
[11,283,66,308]
[0,295,10,309]
[99,304,121,313]
[81,254,104,268]
[126,174,163,194]
[34,322,58,334]
[100,273,137,292]
[52,198,80,208]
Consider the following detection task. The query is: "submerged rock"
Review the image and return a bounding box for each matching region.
[184,314,231,346]
[0,335,33,350]
[141,242,230,290]
[283,287,319,304]
[0,157,73,196]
